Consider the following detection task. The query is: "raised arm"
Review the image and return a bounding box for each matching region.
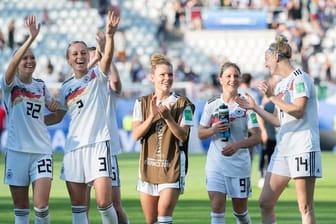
[5,15,40,85]
[91,31,122,93]
[99,6,120,74]
[110,62,122,93]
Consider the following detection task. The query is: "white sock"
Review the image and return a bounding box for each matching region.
[157,216,173,223]
[234,210,251,224]
[98,203,118,224]
[34,206,50,224]
[14,208,30,224]
[211,212,225,224]
[71,205,88,224]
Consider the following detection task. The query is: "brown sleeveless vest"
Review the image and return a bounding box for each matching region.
[139,93,195,183]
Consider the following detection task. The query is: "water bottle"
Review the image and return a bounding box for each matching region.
[218,103,230,141]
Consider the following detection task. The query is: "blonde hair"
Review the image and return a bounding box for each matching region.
[66,40,87,59]
[268,34,292,59]
[219,61,241,77]
[150,53,172,74]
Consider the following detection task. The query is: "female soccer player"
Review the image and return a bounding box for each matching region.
[2,15,58,224]
[132,53,194,224]
[44,7,120,224]
[237,35,322,224]
[198,61,261,224]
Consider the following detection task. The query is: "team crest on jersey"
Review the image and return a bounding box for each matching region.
[231,108,245,120]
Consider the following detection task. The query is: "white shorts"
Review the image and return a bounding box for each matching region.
[137,151,186,196]
[268,151,322,178]
[206,170,252,198]
[136,177,185,196]
[111,155,120,187]
[60,141,113,184]
[5,150,53,186]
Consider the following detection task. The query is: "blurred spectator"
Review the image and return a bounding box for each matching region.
[43,61,59,84]
[221,0,233,7]
[208,55,220,88]
[184,66,200,83]
[41,8,52,26]
[307,54,323,81]
[7,19,15,50]
[286,0,303,21]
[231,0,253,9]
[173,0,186,31]
[97,0,110,29]
[130,55,145,83]
[0,29,5,51]
[175,57,186,81]
[319,0,335,29]
[207,0,222,8]
[323,55,334,83]
[238,73,262,105]
[308,0,320,23]
[114,29,127,62]
[156,11,168,46]
[186,0,203,30]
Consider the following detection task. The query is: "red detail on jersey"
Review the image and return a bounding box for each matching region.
[11,87,41,103]
[289,80,294,91]
[66,87,86,102]
[89,70,96,80]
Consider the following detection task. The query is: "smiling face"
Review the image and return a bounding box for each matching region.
[218,65,241,93]
[66,41,89,75]
[17,49,36,77]
[151,63,173,95]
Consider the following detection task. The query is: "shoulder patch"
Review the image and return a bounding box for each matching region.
[207,95,220,104]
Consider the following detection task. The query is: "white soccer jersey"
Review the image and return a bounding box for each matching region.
[200,95,259,177]
[1,76,53,154]
[106,88,122,155]
[58,66,110,153]
[132,92,194,127]
[274,69,320,156]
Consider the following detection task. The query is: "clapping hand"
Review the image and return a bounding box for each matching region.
[236,93,256,110]
[258,80,274,98]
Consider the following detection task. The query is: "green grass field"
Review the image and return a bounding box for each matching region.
[0,151,335,223]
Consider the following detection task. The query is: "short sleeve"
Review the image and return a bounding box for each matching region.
[247,110,259,129]
[132,99,142,122]
[292,75,309,99]
[181,105,194,126]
